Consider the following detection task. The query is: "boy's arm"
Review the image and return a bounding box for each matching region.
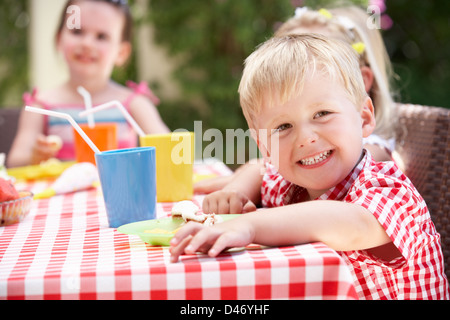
[171,199,394,262]
[250,200,392,251]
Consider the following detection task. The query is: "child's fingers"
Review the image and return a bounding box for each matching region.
[36,134,48,144]
[184,227,221,255]
[242,201,257,213]
[229,194,252,214]
[207,234,230,257]
[217,197,232,214]
[170,222,204,262]
[169,234,193,263]
[208,231,244,257]
[202,198,212,214]
[170,221,202,246]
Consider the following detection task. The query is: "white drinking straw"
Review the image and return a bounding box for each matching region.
[25,106,101,154]
[79,100,146,137]
[77,86,95,128]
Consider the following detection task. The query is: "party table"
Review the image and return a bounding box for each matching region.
[0,160,358,300]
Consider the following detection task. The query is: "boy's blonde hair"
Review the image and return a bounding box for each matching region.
[239,34,367,129]
[275,6,396,139]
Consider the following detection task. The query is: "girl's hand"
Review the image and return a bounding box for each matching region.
[30,134,60,165]
[202,190,257,214]
[169,218,254,263]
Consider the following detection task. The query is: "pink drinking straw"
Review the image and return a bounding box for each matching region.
[79,100,146,137]
[25,106,101,154]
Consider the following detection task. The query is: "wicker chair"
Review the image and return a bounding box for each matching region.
[0,108,21,157]
[394,103,450,280]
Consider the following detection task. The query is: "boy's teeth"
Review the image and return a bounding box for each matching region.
[300,150,331,165]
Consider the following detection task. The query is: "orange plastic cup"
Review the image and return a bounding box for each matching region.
[73,123,117,164]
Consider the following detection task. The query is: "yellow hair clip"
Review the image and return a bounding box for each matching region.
[352,42,366,55]
[318,8,332,19]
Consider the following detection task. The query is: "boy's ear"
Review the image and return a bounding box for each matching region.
[361,97,376,138]
[115,41,132,67]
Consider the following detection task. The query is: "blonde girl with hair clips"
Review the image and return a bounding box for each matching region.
[275,6,397,161]
[171,34,449,300]
[193,6,398,196]
[7,0,170,167]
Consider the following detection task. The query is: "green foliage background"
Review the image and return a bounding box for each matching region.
[0,0,449,136]
[147,0,295,133]
[0,0,29,107]
[382,0,450,108]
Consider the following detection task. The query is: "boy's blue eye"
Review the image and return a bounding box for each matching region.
[273,123,292,133]
[314,111,330,119]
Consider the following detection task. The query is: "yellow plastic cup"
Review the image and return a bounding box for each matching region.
[140,132,194,202]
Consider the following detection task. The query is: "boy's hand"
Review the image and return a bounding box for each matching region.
[169,217,254,263]
[202,190,257,214]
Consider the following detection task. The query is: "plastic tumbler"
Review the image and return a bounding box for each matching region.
[74,123,117,164]
[95,147,156,228]
[140,132,194,202]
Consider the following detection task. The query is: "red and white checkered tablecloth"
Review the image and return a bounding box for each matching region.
[0,161,357,300]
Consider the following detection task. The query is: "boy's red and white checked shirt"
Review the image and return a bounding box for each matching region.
[261,151,449,299]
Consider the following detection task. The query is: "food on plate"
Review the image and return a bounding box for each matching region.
[171,200,223,226]
[144,227,181,234]
[171,200,199,218]
[46,135,63,152]
[0,177,20,202]
[39,158,61,166]
[202,213,224,227]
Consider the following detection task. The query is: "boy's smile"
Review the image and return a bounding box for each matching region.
[255,72,375,199]
[298,149,333,167]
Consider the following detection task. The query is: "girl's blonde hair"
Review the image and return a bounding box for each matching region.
[275,6,396,139]
[238,34,367,129]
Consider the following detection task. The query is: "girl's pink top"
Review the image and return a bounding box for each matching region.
[23,81,160,161]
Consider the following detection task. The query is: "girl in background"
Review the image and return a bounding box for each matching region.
[7,0,169,167]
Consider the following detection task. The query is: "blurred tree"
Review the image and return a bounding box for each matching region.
[148,0,294,133]
[382,0,450,108]
[0,0,29,107]
[1,0,448,116]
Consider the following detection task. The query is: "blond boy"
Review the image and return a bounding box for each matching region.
[170,34,448,299]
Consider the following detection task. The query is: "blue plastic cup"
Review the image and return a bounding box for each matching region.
[95,147,157,228]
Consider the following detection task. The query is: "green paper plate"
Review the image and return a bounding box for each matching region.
[117,214,240,246]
